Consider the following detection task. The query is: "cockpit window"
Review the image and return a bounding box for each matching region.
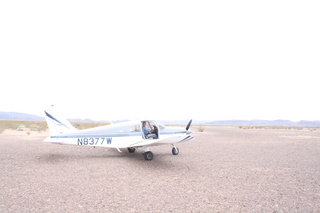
[156,122,166,130]
[148,121,156,128]
[141,120,165,131]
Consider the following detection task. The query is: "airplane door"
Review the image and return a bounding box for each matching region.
[141,120,160,139]
[150,121,159,139]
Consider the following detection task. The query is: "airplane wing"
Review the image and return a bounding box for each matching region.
[128,135,194,147]
[128,139,162,147]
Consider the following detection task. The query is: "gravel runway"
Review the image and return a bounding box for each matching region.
[1,126,320,212]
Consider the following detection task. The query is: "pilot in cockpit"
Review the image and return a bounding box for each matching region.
[142,121,157,139]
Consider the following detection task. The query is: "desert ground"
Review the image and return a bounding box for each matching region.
[1,126,320,212]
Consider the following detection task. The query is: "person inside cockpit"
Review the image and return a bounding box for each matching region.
[142,121,157,139]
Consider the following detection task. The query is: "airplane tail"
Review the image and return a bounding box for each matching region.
[44,108,77,136]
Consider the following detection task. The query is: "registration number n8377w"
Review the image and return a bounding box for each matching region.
[77,137,112,145]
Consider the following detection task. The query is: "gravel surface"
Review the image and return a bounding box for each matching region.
[1,127,320,212]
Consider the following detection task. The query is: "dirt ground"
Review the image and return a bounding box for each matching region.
[1,126,320,212]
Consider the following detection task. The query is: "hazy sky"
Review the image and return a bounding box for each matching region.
[1,1,319,121]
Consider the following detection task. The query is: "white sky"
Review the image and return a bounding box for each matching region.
[1,0,319,121]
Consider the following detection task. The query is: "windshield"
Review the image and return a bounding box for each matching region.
[156,121,166,130]
[141,120,166,130]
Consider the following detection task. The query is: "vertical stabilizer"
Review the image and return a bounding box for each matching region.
[44,109,77,136]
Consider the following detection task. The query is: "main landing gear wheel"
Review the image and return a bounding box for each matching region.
[144,151,154,161]
[128,147,136,153]
[172,147,179,155]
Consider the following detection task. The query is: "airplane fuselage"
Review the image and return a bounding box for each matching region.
[44,126,192,148]
[44,109,194,160]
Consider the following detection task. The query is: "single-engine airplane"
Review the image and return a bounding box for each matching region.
[43,108,194,160]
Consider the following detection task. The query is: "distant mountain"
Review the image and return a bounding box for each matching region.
[0,112,124,124]
[1,111,320,127]
[152,119,320,127]
[204,120,320,127]
[295,120,320,127]
[0,111,45,121]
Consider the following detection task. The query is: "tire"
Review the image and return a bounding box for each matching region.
[128,147,136,153]
[144,151,154,160]
[172,147,179,155]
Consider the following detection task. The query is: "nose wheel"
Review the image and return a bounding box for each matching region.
[172,146,179,155]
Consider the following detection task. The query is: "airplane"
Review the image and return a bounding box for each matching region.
[43,107,194,160]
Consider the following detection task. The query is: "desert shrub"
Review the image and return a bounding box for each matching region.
[0,120,48,133]
[0,120,109,133]
[198,126,205,132]
[0,120,20,132]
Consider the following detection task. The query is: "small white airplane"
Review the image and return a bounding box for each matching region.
[43,107,194,160]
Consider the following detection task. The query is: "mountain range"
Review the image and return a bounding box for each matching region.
[1,111,320,127]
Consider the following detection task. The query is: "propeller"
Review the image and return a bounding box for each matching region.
[186,119,192,131]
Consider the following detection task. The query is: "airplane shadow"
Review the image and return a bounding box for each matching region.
[38,148,182,170]
[109,149,180,169]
